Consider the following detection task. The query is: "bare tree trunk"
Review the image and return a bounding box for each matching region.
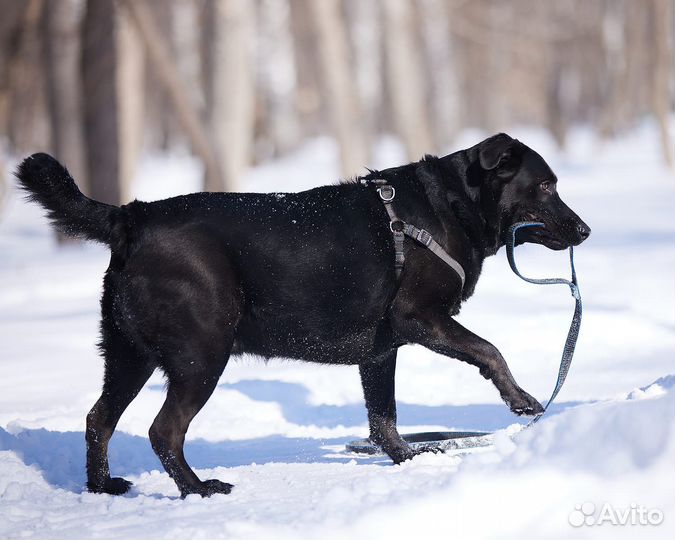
[0,2,34,211]
[116,8,145,202]
[0,150,6,214]
[419,0,460,150]
[0,2,39,216]
[203,0,256,191]
[651,0,673,168]
[8,0,49,154]
[81,0,121,205]
[456,1,488,130]
[288,0,322,137]
[547,56,570,149]
[486,0,511,133]
[121,0,223,192]
[172,0,203,149]
[257,0,300,160]
[345,0,383,150]
[309,0,368,176]
[143,0,175,151]
[0,3,27,141]
[598,0,627,137]
[42,0,86,190]
[381,0,433,160]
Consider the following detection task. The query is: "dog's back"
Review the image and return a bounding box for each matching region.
[16,154,396,365]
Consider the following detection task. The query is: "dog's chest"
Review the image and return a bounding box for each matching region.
[233,306,392,364]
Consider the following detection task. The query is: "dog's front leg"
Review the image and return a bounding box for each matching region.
[359,351,419,464]
[414,311,544,415]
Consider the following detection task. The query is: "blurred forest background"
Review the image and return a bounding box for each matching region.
[0,0,672,207]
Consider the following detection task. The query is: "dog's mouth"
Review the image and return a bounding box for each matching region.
[515,215,569,250]
[527,228,568,250]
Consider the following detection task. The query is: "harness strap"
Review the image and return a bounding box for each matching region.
[377,188,406,277]
[403,223,466,287]
[366,179,466,289]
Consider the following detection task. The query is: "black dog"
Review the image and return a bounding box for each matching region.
[16,133,590,498]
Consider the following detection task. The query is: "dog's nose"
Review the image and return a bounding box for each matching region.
[576,223,591,240]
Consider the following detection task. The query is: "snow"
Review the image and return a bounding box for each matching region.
[1,123,674,539]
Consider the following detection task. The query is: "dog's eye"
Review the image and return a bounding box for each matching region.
[540,181,552,193]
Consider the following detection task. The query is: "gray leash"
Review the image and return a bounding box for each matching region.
[506,221,582,424]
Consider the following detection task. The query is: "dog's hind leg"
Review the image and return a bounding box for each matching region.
[120,239,243,497]
[360,351,419,464]
[86,332,154,495]
[148,343,232,498]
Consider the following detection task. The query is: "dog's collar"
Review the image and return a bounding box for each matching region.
[361,178,466,288]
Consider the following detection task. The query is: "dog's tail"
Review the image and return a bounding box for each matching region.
[15,153,121,245]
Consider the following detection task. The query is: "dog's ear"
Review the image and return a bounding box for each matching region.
[478,133,517,171]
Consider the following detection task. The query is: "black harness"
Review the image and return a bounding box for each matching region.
[362,178,466,288]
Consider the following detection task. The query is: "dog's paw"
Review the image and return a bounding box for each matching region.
[391,446,444,464]
[386,442,442,464]
[202,479,234,496]
[390,448,415,464]
[87,476,133,496]
[182,479,234,498]
[507,390,544,416]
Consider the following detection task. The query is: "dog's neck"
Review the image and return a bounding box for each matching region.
[362,156,505,263]
[428,152,504,257]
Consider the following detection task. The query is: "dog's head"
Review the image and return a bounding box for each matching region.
[470,133,590,250]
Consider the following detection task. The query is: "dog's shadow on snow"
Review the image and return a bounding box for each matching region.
[0,379,581,493]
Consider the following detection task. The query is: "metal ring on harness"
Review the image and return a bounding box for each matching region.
[377,186,396,202]
[389,220,404,233]
[345,221,584,454]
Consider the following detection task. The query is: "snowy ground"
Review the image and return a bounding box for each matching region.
[1,124,674,539]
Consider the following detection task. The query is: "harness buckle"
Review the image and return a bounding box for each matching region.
[416,228,433,247]
[377,186,395,202]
